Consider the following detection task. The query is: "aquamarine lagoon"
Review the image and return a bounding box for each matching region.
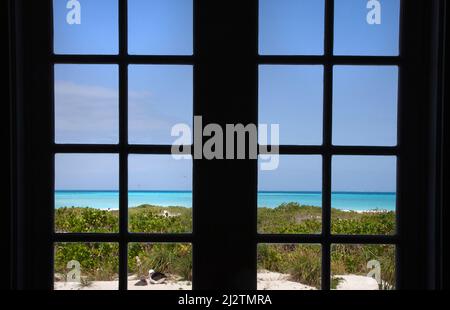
[55,191,396,212]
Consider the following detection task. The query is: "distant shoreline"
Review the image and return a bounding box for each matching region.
[56,207,395,214]
[54,190,396,212]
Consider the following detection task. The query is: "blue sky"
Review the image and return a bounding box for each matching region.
[55,154,192,190]
[258,155,322,191]
[53,0,400,192]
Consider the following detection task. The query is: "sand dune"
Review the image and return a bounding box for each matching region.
[54,271,379,290]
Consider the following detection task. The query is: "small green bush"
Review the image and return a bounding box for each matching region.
[54,202,395,289]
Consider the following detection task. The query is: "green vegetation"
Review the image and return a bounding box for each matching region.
[54,242,192,283]
[258,204,322,234]
[128,243,192,281]
[258,244,322,288]
[258,202,395,235]
[129,205,192,233]
[54,202,395,289]
[54,242,119,282]
[54,205,192,283]
[331,244,395,290]
[257,203,396,290]
[331,210,395,235]
[55,205,192,234]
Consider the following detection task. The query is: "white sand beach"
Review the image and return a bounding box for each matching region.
[256,270,317,290]
[54,280,192,290]
[54,271,379,290]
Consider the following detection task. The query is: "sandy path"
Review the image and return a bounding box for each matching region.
[256,270,317,290]
[54,271,379,290]
[54,280,192,290]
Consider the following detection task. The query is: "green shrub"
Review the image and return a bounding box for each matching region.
[257,244,322,289]
[54,202,395,289]
[331,244,395,289]
[54,242,119,281]
[55,207,119,233]
[128,205,191,233]
[128,243,192,281]
[54,205,192,283]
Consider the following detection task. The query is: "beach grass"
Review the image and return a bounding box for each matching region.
[54,202,395,289]
[258,202,395,235]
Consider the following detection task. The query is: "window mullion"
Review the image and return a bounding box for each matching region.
[193,0,258,290]
[118,0,128,291]
[320,0,335,291]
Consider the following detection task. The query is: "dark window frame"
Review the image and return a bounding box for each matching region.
[7,0,446,290]
[258,0,400,290]
[51,0,195,291]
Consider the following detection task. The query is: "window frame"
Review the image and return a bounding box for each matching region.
[7,0,446,290]
[257,0,400,290]
[52,0,195,291]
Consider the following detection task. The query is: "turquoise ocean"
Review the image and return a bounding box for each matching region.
[55,191,396,212]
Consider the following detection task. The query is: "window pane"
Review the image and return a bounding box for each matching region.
[53,0,118,54]
[128,65,193,145]
[258,155,322,234]
[54,243,119,290]
[331,156,396,235]
[257,244,321,290]
[128,155,192,233]
[334,0,400,56]
[333,66,398,146]
[55,154,119,233]
[259,65,323,145]
[128,243,192,290]
[55,65,119,144]
[259,0,325,55]
[128,0,193,55]
[331,244,395,290]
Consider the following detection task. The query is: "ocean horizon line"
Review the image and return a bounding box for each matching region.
[55,191,396,211]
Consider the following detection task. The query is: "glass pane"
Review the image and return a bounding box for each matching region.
[55,154,119,233]
[334,0,400,56]
[259,0,325,55]
[258,155,322,234]
[128,0,193,55]
[257,244,321,290]
[53,0,118,54]
[128,65,193,145]
[55,65,119,144]
[331,244,395,290]
[128,243,192,290]
[333,66,398,146]
[54,243,119,290]
[259,65,323,145]
[331,156,396,235]
[128,155,192,233]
